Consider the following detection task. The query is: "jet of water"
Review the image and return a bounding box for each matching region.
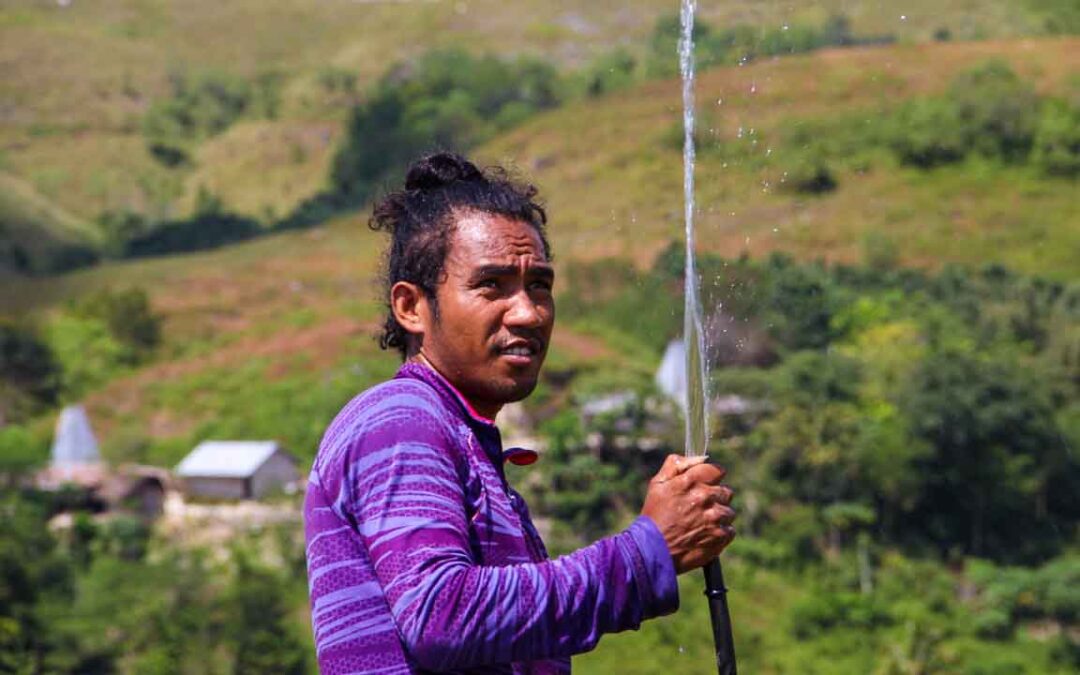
[679,0,710,458]
[680,3,738,672]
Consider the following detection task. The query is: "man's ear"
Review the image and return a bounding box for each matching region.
[390,281,430,338]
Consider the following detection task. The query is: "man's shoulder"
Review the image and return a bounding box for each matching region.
[316,376,455,464]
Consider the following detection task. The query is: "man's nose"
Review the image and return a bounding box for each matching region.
[504,289,545,327]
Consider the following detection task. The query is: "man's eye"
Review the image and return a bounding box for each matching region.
[530,281,553,292]
[477,278,499,289]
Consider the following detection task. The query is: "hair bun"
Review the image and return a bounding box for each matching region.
[404,152,484,191]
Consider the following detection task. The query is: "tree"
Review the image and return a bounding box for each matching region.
[71,287,162,358]
[0,319,60,423]
[900,351,1072,562]
[226,555,307,675]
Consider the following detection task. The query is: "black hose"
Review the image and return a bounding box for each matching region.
[702,558,736,675]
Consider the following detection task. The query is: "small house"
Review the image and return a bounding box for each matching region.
[175,441,298,500]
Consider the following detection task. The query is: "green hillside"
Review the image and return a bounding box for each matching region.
[1,8,1079,674]
[0,0,1075,260]
[0,171,98,274]
[484,38,1080,277]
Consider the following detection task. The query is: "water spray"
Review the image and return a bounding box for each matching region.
[679,1,737,672]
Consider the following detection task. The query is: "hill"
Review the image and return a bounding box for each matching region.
[1,0,1074,251]
[1,37,1077,470]
[483,37,1080,276]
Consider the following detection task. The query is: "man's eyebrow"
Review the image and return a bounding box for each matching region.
[472,264,555,278]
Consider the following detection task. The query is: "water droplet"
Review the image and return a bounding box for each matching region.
[678,645,686,654]
[750,83,757,94]
[900,14,907,21]
[717,97,723,105]
[782,24,790,31]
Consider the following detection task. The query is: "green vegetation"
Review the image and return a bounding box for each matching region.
[0,490,310,674]
[1,2,1078,672]
[142,69,282,168]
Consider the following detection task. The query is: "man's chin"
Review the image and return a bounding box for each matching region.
[488,373,540,405]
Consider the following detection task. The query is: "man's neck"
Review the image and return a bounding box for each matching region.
[411,354,500,422]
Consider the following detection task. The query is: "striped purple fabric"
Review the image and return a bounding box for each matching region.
[304,361,679,674]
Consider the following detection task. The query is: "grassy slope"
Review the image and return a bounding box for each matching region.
[482,37,1080,277]
[0,0,1056,225]
[2,37,1077,467]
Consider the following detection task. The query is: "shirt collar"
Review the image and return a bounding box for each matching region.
[394,360,540,467]
[395,360,497,427]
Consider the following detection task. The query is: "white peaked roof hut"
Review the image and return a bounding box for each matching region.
[176,441,298,500]
[52,404,101,466]
[655,339,688,411]
[38,405,106,487]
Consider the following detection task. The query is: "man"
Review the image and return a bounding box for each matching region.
[304,152,735,674]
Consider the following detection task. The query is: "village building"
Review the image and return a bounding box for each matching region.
[36,405,169,519]
[175,440,299,500]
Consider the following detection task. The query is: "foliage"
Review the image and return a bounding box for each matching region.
[889,61,1047,168]
[143,69,282,167]
[227,554,307,675]
[0,425,49,484]
[0,319,60,423]
[0,488,311,674]
[329,48,562,205]
[645,12,894,77]
[70,287,162,360]
[45,314,132,401]
[547,250,1079,568]
[1032,98,1080,176]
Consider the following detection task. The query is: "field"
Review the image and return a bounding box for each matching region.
[2,2,1078,673]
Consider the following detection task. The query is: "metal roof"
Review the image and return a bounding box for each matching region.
[175,441,284,478]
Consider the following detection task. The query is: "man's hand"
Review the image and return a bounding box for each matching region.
[640,454,736,574]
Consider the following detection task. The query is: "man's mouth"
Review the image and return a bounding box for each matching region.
[495,339,543,364]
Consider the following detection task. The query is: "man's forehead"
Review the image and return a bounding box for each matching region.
[450,211,549,263]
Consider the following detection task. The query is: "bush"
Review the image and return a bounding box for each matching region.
[142,69,281,166]
[0,320,60,421]
[890,98,968,168]
[1031,98,1080,176]
[782,157,838,194]
[890,62,1042,168]
[122,210,261,258]
[70,287,162,358]
[790,590,891,638]
[576,48,639,98]
[330,49,562,204]
[949,61,1040,162]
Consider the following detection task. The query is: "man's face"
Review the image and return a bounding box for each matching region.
[421,211,554,418]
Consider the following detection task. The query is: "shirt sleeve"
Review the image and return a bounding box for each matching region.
[343,397,679,671]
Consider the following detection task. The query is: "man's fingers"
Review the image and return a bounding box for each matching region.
[711,505,737,526]
[653,454,709,483]
[690,484,734,509]
[683,462,727,485]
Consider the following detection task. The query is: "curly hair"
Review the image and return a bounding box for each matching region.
[369,152,550,358]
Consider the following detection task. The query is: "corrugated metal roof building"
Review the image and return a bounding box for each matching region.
[175,441,298,500]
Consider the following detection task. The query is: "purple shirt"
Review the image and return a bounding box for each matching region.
[303,362,679,674]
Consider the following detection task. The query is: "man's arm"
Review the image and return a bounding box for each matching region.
[345,404,678,671]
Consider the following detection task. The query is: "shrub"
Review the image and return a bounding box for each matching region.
[577,48,639,98]
[889,98,967,168]
[122,210,261,257]
[1031,98,1080,176]
[782,157,838,194]
[70,288,162,358]
[790,590,891,638]
[330,49,562,204]
[142,69,281,166]
[0,320,60,422]
[949,60,1040,162]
